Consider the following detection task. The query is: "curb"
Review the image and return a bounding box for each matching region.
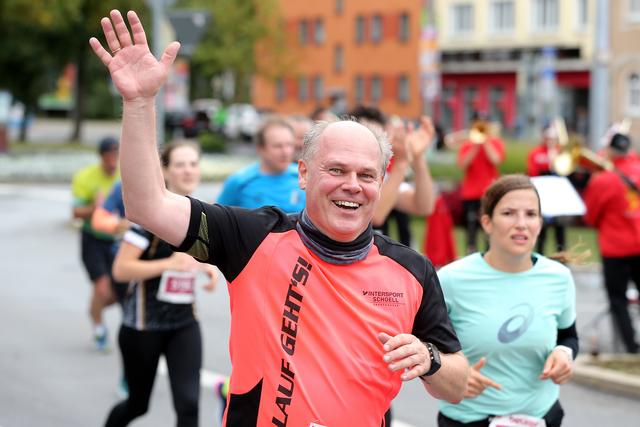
[0,152,254,183]
[573,354,640,399]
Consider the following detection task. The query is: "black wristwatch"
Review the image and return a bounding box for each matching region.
[420,342,442,378]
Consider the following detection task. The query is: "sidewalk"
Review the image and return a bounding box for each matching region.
[0,150,255,182]
[1,118,257,182]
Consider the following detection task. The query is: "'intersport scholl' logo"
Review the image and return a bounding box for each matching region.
[497,303,534,344]
[362,290,405,307]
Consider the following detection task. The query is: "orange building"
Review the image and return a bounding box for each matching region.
[252,0,425,118]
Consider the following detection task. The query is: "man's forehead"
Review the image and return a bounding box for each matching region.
[264,125,294,142]
[317,121,382,168]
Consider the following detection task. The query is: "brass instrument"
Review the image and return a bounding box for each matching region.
[551,118,613,176]
[445,118,500,148]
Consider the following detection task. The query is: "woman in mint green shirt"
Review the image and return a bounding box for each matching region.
[437,175,578,427]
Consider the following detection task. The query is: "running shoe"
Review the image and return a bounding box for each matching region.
[94,325,110,352]
[116,376,129,400]
[214,377,229,420]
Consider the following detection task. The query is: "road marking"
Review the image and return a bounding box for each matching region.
[158,357,417,427]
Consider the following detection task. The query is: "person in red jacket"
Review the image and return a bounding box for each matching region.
[526,123,566,254]
[583,132,640,353]
[456,112,505,253]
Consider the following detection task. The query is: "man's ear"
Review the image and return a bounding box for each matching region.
[298,159,307,190]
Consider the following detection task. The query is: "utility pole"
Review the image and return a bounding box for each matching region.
[420,0,439,118]
[589,0,609,149]
[148,0,176,145]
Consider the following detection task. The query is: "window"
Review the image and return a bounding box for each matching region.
[314,19,325,44]
[355,76,365,102]
[531,0,559,31]
[628,73,640,114]
[371,15,383,43]
[576,0,588,29]
[441,86,455,131]
[299,20,308,44]
[630,0,640,21]
[276,78,285,102]
[490,0,514,33]
[371,76,382,102]
[488,86,505,124]
[355,15,366,43]
[336,0,344,14]
[298,76,309,102]
[334,44,344,73]
[398,75,410,103]
[313,76,324,101]
[451,3,474,35]
[462,86,477,128]
[399,13,410,42]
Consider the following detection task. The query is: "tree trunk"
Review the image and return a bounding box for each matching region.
[69,46,86,143]
[18,105,30,143]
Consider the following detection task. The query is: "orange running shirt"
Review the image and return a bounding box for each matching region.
[176,198,461,427]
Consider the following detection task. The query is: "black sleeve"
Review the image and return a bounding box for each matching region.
[557,321,579,359]
[174,197,294,282]
[411,264,462,354]
[373,234,461,354]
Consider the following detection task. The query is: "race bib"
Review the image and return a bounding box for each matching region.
[157,270,196,304]
[489,414,546,427]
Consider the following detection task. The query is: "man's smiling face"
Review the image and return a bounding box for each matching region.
[298,121,383,242]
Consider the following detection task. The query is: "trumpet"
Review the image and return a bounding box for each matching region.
[550,118,613,176]
[444,120,500,149]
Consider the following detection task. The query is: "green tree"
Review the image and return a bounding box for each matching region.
[0,1,148,142]
[175,0,289,103]
[52,0,147,142]
[0,0,68,141]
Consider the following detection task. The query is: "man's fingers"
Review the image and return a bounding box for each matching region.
[110,10,133,47]
[100,17,121,54]
[127,10,148,46]
[400,365,423,381]
[377,332,392,346]
[387,352,422,372]
[383,342,414,363]
[89,37,112,67]
[160,42,181,70]
[380,333,414,351]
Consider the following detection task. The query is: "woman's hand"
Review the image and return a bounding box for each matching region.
[406,116,435,165]
[540,347,574,385]
[166,252,201,272]
[464,357,501,398]
[89,10,180,101]
[198,264,219,292]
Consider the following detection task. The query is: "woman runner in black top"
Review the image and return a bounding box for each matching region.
[105,140,218,427]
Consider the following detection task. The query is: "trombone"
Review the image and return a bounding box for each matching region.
[550,118,613,176]
[551,118,639,194]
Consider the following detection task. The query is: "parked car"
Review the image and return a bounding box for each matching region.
[223,103,262,141]
[165,99,223,139]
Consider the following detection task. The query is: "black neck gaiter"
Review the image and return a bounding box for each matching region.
[295,210,373,265]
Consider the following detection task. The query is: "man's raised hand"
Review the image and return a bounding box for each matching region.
[89,10,180,101]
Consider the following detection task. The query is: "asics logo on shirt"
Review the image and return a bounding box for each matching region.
[497,303,534,343]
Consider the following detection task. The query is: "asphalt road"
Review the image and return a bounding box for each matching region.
[1,183,638,426]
